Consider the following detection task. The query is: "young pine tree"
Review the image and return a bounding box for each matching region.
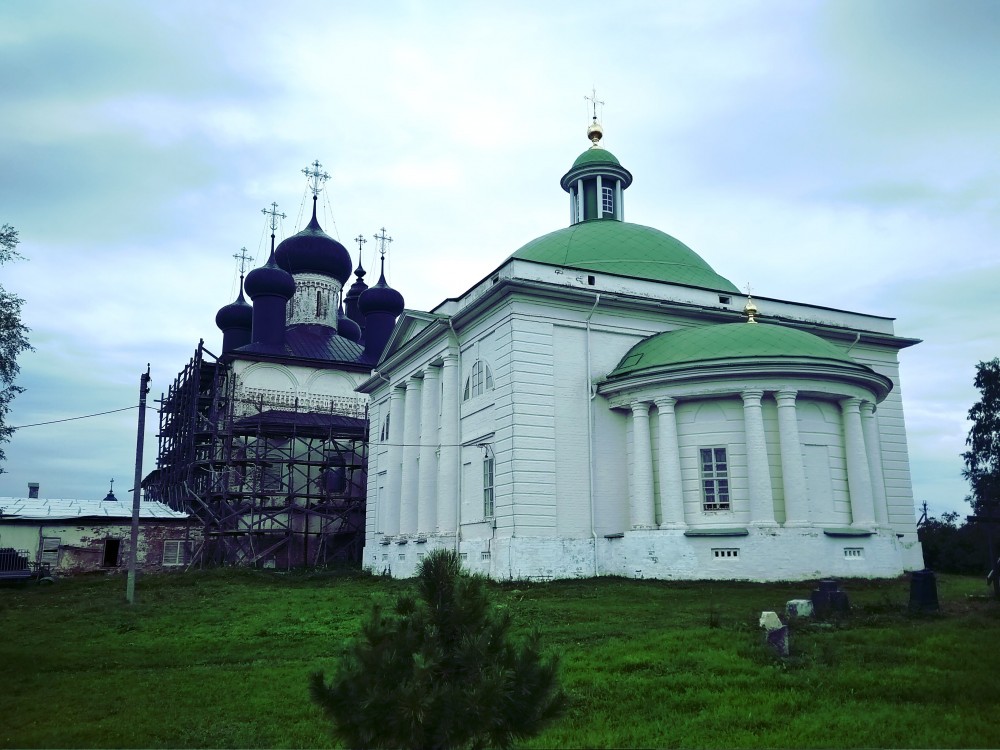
[309,549,567,750]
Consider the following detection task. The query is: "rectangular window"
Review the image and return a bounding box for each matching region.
[40,537,60,567]
[602,185,614,215]
[700,447,730,511]
[483,454,495,517]
[162,540,185,566]
[844,547,864,559]
[712,548,740,559]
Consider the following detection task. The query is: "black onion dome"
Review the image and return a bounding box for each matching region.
[274,200,353,284]
[245,251,296,300]
[215,288,253,330]
[337,303,363,343]
[359,269,404,316]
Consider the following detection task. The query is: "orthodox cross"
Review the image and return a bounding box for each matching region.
[585,86,604,122]
[232,246,252,275]
[261,202,286,233]
[302,159,330,196]
[373,227,393,260]
[109,478,115,493]
[354,234,368,274]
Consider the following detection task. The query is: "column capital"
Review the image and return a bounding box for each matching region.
[653,396,677,411]
[860,400,877,416]
[840,396,863,414]
[630,400,651,416]
[441,352,459,366]
[405,376,423,390]
[775,388,798,405]
[741,389,765,405]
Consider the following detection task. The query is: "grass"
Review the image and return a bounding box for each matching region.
[1,569,998,748]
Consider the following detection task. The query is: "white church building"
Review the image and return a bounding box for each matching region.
[358,120,924,581]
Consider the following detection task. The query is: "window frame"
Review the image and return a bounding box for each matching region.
[699,446,731,511]
[162,540,185,567]
[463,360,494,401]
[601,185,614,215]
[483,452,495,518]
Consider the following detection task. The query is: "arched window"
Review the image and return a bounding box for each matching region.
[463,360,494,401]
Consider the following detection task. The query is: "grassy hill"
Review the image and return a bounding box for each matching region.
[1,569,997,748]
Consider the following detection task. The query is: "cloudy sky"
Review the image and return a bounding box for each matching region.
[1,0,997,521]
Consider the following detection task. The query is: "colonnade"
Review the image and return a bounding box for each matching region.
[626,390,888,531]
[377,354,460,538]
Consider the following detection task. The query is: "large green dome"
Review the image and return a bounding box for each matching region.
[609,322,858,378]
[511,220,739,292]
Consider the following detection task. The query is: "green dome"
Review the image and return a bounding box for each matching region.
[609,323,857,378]
[512,220,739,291]
[572,147,621,168]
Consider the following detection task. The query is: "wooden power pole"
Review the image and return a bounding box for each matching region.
[126,365,152,605]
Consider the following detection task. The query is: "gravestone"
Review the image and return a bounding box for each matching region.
[786,599,814,618]
[811,579,849,618]
[759,610,789,657]
[908,569,939,613]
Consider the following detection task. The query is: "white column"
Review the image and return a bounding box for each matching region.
[775,389,809,527]
[576,178,584,220]
[654,397,686,529]
[861,401,889,526]
[615,180,623,220]
[384,386,406,535]
[437,354,460,533]
[629,401,656,528]
[742,390,776,526]
[596,175,603,218]
[841,397,875,528]
[398,376,423,535]
[569,188,576,224]
[416,366,440,534]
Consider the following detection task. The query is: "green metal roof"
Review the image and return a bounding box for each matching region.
[571,147,621,168]
[609,322,857,378]
[511,220,739,291]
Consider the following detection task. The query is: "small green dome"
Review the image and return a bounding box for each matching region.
[609,323,857,378]
[512,220,739,291]
[572,147,621,168]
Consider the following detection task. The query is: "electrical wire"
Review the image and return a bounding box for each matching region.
[10,405,155,430]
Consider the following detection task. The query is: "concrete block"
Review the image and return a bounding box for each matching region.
[786,599,814,618]
[759,610,783,631]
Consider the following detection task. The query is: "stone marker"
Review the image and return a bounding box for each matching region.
[810,579,850,617]
[759,611,789,657]
[759,610,783,631]
[786,599,814,618]
[766,624,790,657]
[908,569,940,613]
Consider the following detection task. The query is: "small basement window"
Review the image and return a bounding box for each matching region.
[481,551,491,561]
[844,547,864,559]
[712,548,740,559]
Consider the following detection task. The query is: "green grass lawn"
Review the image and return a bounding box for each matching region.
[1,569,997,749]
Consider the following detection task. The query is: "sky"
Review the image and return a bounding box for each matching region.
[1,0,997,521]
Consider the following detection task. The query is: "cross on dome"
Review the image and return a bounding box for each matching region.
[584,87,606,148]
[261,202,286,234]
[232,246,252,275]
[302,159,330,197]
[373,227,393,260]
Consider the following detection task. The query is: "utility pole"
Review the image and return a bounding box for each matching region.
[126,364,152,605]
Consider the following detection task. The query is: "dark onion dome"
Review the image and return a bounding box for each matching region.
[343,259,369,326]
[511,220,739,292]
[358,267,404,317]
[244,250,295,300]
[274,198,353,284]
[337,301,363,343]
[215,286,253,331]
